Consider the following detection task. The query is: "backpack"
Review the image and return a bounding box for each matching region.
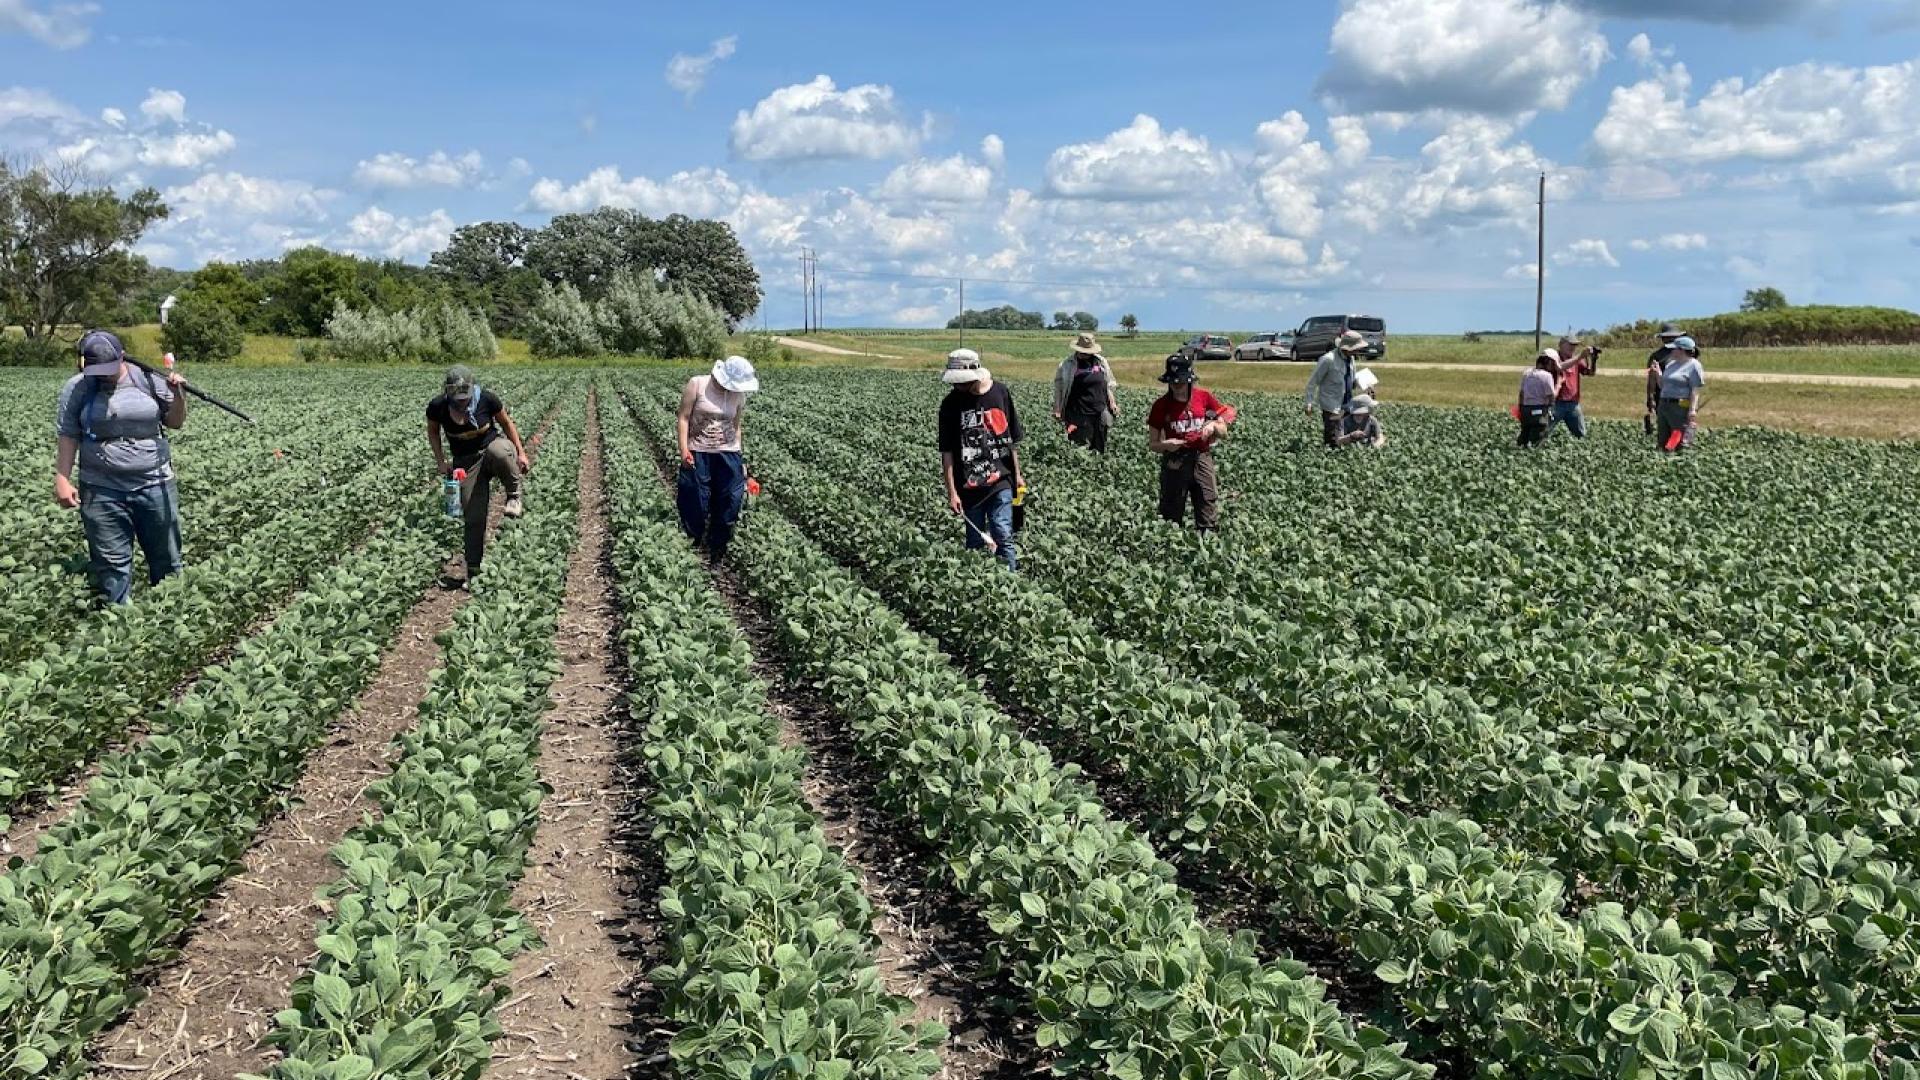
[76,369,166,444]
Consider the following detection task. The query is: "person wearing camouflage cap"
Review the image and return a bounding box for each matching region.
[426,364,529,584]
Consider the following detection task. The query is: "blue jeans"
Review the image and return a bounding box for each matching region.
[79,480,182,605]
[677,451,745,559]
[1548,400,1587,438]
[962,488,1017,571]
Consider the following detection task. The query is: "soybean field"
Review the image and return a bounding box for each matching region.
[0,363,1916,1080]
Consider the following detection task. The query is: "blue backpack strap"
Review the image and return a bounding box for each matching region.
[467,385,483,427]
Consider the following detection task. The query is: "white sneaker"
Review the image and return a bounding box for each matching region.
[503,496,524,519]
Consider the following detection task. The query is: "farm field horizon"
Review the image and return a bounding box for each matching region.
[2,361,1917,1078]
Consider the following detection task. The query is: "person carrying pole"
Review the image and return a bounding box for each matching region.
[1148,354,1236,531]
[1305,329,1366,448]
[426,364,528,584]
[1052,332,1120,453]
[938,349,1024,570]
[52,330,188,605]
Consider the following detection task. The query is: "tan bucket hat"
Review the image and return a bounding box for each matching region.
[1070,332,1102,356]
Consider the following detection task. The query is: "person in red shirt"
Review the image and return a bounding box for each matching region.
[1146,354,1236,531]
[1549,334,1598,439]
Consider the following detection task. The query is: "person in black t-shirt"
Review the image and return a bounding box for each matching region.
[936,349,1023,571]
[1051,332,1120,453]
[425,364,529,582]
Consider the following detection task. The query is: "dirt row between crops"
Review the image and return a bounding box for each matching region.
[85,402,571,1079]
[492,394,640,1079]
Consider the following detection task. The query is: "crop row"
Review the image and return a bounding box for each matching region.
[761,394,1920,1057]
[619,385,1432,1080]
[257,393,585,1079]
[0,492,450,1076]
[0,379,567,828]
[597,392,945,1078]
[706,394,1894,1078]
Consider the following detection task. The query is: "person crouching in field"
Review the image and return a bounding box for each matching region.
[427,365,529,584]
[1052,332,1120,453]
[53,330,188,605]
[1517,351,1559,448]
[939,349,1024,570]
[677,356,760,563]
[1333,394,1385,448]
[1147,354,1236,531]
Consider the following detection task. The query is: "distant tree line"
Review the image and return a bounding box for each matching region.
[1,156,764,366]
[947,305,1104,333]
[1595,290,1920,348]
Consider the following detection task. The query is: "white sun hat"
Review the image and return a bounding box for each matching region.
[712,356,760,393]
[943,348,990,384]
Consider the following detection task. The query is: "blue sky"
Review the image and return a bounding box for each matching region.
[4,0,1918,332]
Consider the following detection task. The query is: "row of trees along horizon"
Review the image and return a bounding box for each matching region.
[5,159,1918,365]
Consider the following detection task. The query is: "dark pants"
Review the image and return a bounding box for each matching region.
[960,487,1017,570]
[1320,410,1344,448]
[80,480,182,605]
[455,437,523,573]
[1158,450,1219,530]
[1066,413,1109,453]
[1656,399,1694,451]
[677,450,746,560]
[1517,407,1551,447]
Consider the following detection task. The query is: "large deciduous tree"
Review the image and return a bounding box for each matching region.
[0,158,168,341]
[519,207,761,327]
[1741,287,1788,313]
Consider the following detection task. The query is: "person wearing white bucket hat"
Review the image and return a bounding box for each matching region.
[676,355,758,562]
[937,348,1024,570]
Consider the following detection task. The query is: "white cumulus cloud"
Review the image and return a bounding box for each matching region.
[526,165,745,218]
[1318,0,1608,116]
[161,171,334,222]
[875,152,994,203]
[0,0,98,49]
[665,35,738,99]
[1553,238,1619,267]
[981,134,1006,171]
[729,75,924,162]
[353,149,487,189]
[335,206,458,262]
[1045,115,1228,200]
[138,128,236,169]
[0,85,78,125]
[1629,232,1708,251]
[99,105,124,127]
[140,88,187,124]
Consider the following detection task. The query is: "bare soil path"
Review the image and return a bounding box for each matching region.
[775,335,904,360]
[493,394,639,1080]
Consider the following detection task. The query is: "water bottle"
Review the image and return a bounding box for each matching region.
[443,468,465,518]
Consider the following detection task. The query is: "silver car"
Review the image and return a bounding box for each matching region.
[1233,332,1293,361]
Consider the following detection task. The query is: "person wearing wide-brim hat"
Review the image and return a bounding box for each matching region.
[1147,354,1237,531]
[1305,329,1367,448]
[53,330,189,605]
[677,355,760,563]
[937,349,1024,569]
[1052,331,1120,453]
[428,363,530,584]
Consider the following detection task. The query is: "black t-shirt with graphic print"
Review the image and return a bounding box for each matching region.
[938,381,1023,507]
[426,389,506,458]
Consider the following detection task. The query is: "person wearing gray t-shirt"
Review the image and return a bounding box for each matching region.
[52,331,188,604]
[1655,336,1706,451]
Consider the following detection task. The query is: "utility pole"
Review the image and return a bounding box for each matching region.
[799,250,811,333]
[1534,172,1546,354]
[814,260,823,332]
[958,277,965,348]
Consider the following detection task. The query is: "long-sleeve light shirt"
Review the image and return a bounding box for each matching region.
[1519,368,1558,407]
[1304,350,1351,413]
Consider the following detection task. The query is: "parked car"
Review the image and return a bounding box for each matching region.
[1288,315,1386,361]
[1233,332,1293,361]
[1178,334,1235,362]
